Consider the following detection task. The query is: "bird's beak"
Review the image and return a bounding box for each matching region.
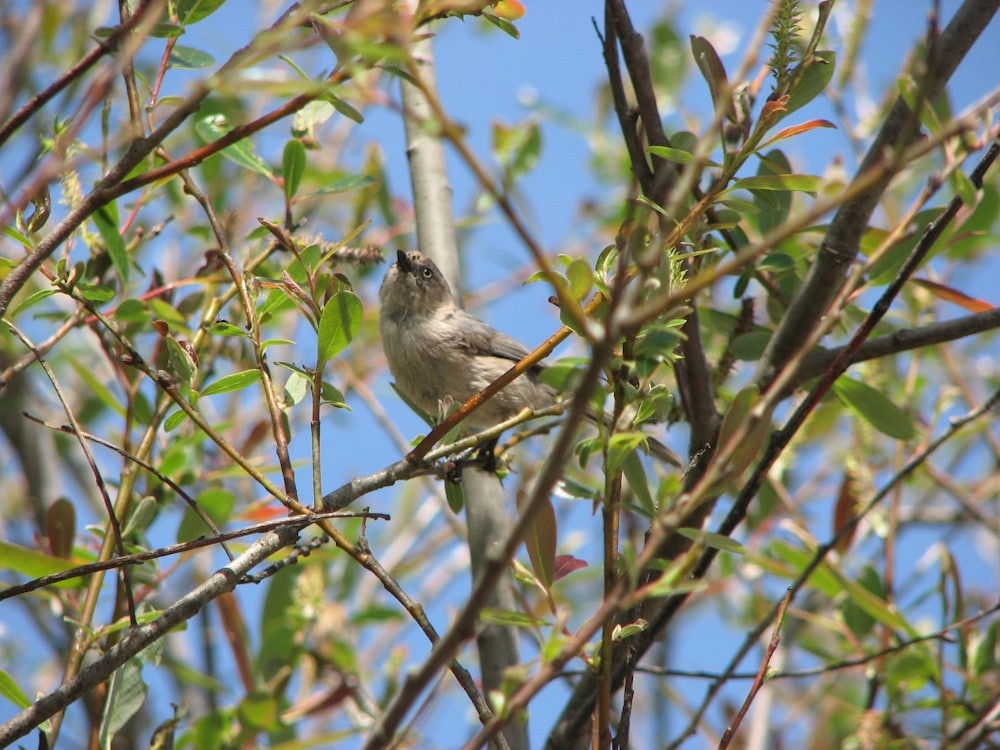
[395,249,411,272]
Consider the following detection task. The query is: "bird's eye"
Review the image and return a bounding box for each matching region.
[421,267,433,278]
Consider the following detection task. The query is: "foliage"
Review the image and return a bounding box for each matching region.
[0,1,998,749]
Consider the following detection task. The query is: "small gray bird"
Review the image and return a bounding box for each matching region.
[379,249,682,467]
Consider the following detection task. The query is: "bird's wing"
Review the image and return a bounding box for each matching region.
[447,310,542,370]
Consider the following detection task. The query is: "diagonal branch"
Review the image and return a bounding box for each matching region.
[0,3,323,318]
[0,526,301,746]
[0,0,164,148]
[789,306,1000,394]
[755,0,1000,389]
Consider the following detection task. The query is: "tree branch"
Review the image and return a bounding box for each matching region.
[755,0,1000,388]
[0,527,301,746]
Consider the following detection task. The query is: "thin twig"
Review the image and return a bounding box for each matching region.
[4,322,137,625]
[0,511,386,601]
[22,412,234,560]
[717,589,791,750]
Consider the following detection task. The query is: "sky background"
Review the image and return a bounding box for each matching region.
[2,1,999,747]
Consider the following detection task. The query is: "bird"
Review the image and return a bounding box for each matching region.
[378,249,682,467]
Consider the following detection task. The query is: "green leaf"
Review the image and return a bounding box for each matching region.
[0,256,18,280]
[676,528,747,554]
[209,320,249,338]
[328,95,364,124]
[123,496,159,539]
[781,50,836,118]
[951,167,978,208]
[147,298,190,329]
[167,44,215,70]
[164,409,187,432]
[496,119,541,179]
[612,619,649,641]
[149,22,184,38]
[76,283,116,303]
[517,492,556,588]
[727,174,822,193]
[177,489,234,543]
[175,0,227,25]
[970,619,997,677]
[114,298,147,323]
[293,99,335,140]
[0,539,80,588]
[555,476,597,501]
[163,336,199,397]
[731,331,770,361]
[480,608,549,628]
[238,693,278,731]
[200,369,262,397]
[758,252,795,272]
[690,35,737,123]
[621,451,654,516]
[92,204,130,284]
[565,257,592,301]
[67,353,126,418]
[716,385,772,477]
[482,12,520,39]
[259,565,304,681]
[0,668,31,710]
[647,145,694,163]
[445,480,465,513]
[595,244,618,281]
[833,376,915,440]
[282,140,307,200]
[302,174,376,197]
[647,145,722,168]
[837,569,916,636]
[765,540,842,598]
[317,290,363,361]
[99,659,147,750]
[321,379,348,409]
[842,565,884,638]
[8,288,56,318]
[606,432,649,473]
[2,223,31,247]
[194,115,274,179]
[752,149,794,232]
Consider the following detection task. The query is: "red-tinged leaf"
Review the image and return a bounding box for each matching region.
[46,498,76,559]
[517,490,556,587]
[912,278,993,313]
[832,471,859,554]
[216,592,253,692]
[238,504,287,522]
[492,0,525,21]
[552,555,587,582]
[761,96,789,119]
[757,119,837,151]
